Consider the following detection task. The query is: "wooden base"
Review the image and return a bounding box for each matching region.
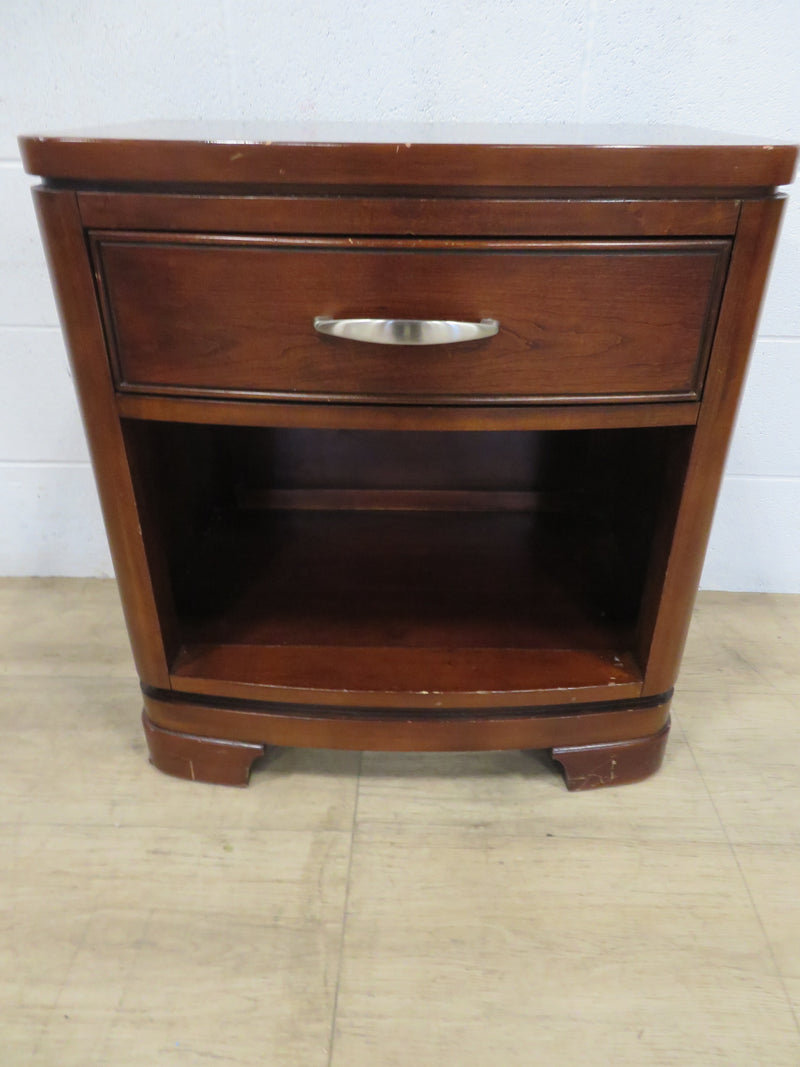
[142,712,266,786]
[551,721,670,790]
[141,690,672,789]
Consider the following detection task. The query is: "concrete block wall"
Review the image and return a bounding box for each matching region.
[2,0,798,588]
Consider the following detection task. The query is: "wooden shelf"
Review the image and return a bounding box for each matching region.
[170,644,641,708]
[169,508,642,708]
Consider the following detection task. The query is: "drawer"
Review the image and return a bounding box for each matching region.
[92,234,730,404]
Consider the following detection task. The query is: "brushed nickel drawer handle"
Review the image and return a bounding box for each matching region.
[313,316,499,346]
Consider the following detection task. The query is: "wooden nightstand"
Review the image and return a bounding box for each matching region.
[20,123,797,789]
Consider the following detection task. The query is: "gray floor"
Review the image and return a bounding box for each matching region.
[2,579,800,1065]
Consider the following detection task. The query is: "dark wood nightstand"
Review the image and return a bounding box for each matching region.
[20,123,797,788]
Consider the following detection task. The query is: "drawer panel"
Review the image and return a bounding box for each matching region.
[93,235,730,404]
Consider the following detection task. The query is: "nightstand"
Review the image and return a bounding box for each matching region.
[20,123,797,788]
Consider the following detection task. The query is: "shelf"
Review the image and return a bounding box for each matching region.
[169,508,642,708]
[171,645,642,709]
[117,392,700,432]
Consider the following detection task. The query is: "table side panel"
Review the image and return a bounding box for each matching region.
[641,197,787,694]
[31,189,175,687]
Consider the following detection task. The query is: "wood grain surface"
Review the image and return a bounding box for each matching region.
[22,129,796,787]
[94,235,729,403]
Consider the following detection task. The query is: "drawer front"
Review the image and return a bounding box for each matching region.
[93,235,730,404]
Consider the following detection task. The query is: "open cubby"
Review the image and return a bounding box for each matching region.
[124,421,691,704]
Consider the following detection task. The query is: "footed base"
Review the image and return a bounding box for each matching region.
[141,690,672,789]
[551,721,671,790]
[142,712,266,786]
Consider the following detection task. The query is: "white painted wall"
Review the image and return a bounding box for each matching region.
[1,0,798,588]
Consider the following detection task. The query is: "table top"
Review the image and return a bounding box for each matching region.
[19,121,797,189]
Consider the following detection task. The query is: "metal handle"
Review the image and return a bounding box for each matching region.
[313,317,499,346]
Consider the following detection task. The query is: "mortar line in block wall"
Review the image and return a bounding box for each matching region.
[0,460,92,470]
[722,473,800,483]
[0,324,62,333]
[577,0,599,123]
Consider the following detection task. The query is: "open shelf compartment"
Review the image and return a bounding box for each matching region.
[124,422,691,707]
